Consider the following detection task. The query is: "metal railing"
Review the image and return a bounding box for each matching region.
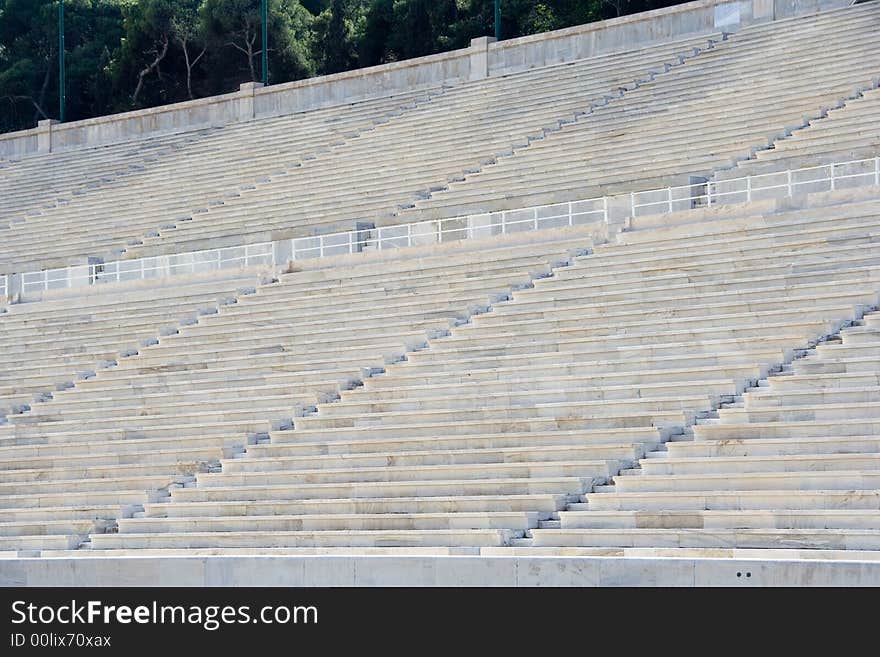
[92,242,274,285]
[289,198,608,259]
[17,197,607,294]
[631,156,880,216]
[0,274,6,300]
[21,242,274,295]
[12,154,880,296]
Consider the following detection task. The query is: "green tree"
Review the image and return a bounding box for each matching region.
[0,0,62,129]
[0,0,123,131]
[313,0,363,74]
[172,0,207,99]
[0,0,692,133]
[201,0,314,87]
[117,0,175,105]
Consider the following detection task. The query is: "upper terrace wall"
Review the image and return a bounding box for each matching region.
[0,0,852,159]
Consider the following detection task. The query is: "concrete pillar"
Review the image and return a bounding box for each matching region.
[753,0,775,21]
[714,2,744,31]
[238,82,264,122]
[608,194,632,239]
[273,239,293,269]
[469,37,497,81]
[37,119,60,154]
[5,273,22,304]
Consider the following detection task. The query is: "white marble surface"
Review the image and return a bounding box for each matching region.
[2,555,880,586]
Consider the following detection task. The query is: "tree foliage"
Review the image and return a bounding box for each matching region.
[0,0,687,132]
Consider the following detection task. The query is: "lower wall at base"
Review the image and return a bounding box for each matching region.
[2,555,879,587]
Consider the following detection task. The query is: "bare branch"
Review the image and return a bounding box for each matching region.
[4,94,49,120]
[133,35,170,104]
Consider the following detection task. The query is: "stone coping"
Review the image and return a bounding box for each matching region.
[2,554,880,586]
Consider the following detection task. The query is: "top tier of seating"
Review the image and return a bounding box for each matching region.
[403,2,880,221]
[0,32,716,275]
[1,2,878,278]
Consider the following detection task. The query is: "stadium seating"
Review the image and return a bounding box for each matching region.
[403,2,880,221]
[72,193,880,554]
[518,309,880,555]
[4,5,878,280]
[0,227,598,552]
[0,91,434,273]
[0,275,260,421]
[718,87,880,177]
[122,35,717,257]
[0,128,209,232]
[0,2,879,570]
[0,36,717,274]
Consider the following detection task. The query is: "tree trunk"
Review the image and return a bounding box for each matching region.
[230,27,261,81]
[36,54,53,123]
[247,30,257,82]
[180,38,206,100]
[133,36,170,105]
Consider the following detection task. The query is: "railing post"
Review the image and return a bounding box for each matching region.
[830,163,836,191]
[319,236,325,258]
[569,201,574,226]
[630,191,635,216]
[667,187,673,214]
[348,230,354,254]
[786,170,792,198]
[875,157,879,187]
[407,222,413,247]
[140,258,146,280]
[436,220,442,243]
[706,182,713,206]
[746,176,752,203]
[533,208,539,231]
[500,211,506,235]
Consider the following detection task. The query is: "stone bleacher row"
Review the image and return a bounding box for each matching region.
[521,308,880,555]
[0,275,259,421]
[70,193,880,554]
[0,34,718,276]
[0,227,601,552]
[0,2,878,562]
[0,90,436,273]
[403,2,880,222]
[0,128,209,230]
[713,85,880,184]
[3,4,878,281]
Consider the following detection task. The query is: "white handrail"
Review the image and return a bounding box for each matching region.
[16,196,606,294]
[631,156,880,216]
[289,200,606,260]
[13,154,880,296]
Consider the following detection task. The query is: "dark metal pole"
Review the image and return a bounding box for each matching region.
[59,0,66,122]
[494,0,500,41]
[261,0,268,85]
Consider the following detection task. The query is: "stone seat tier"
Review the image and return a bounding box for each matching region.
[522,528,880,550]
